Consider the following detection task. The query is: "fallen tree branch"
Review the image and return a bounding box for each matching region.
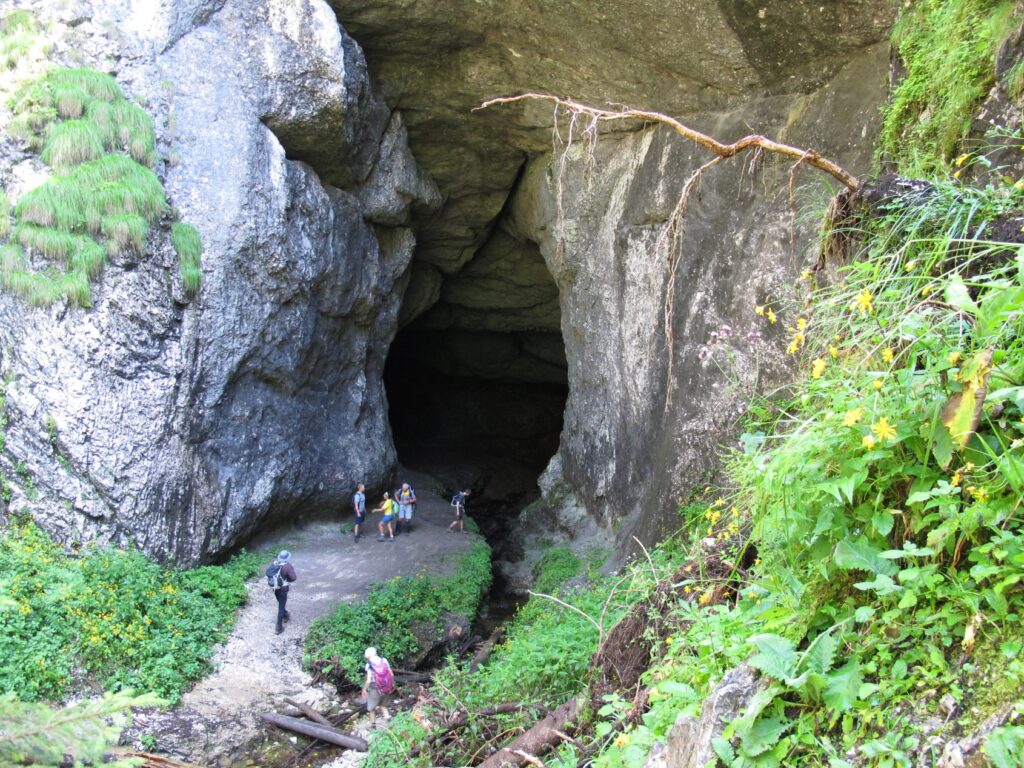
[260,712,368,752]
[476,93,860,191]
[283,698,334,729]
[512,749,550,768]
[477,696,582,768]
[108,750,207,768]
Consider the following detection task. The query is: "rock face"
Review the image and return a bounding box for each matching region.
[1,0,900,566]
[0,0,436,563]
[333,0,899,559]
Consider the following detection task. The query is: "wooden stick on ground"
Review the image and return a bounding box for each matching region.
[283,698,335,729]
[260,712,368,752]
[477,696,582,768]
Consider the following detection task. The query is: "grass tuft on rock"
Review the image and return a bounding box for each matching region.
[171,221,202,296]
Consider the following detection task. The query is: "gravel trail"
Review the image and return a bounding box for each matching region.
[131,471,476,766]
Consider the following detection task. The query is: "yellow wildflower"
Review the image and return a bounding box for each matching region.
[904,260,918,272]
[882,347,894,363]
[871,417,898,442]
[787,331,805,355]
[850,289,874,315]
[828,344,839,359]
[922,285,933,297]
[755,305,765,316]
[801,269,812,280]
[812,358,827,379]
[967,486,988,503]
[955,153,971,167]
[842,408,863,427]
[614,734,631,749]
[964,462,975,471]
[796,317,808,331]
[949,351,962,365]
[872,379,883,391]
[862,435,877,449]
[950,471,961,487]
[698,591,713,606]
[767,308,777,324]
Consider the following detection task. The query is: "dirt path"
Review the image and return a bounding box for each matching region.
[131,470,476,766]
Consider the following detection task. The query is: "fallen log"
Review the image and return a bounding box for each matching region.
[477,696,581,768]
[393,668,433,683]
[260,712,368,752]
[283,697,334,729]
[469,627,505,672]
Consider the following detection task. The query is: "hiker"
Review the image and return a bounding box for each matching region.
[375,492,395,541]
[447,489,472,533]
[396,483,417,535]
[266,550,297,635]
[361,646,394,727]
[352,483,366,543]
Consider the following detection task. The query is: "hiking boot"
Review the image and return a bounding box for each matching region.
[275,625,284,635]
[377,535,386,541]
[283,611,290,623]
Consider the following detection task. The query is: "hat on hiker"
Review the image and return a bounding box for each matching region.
[278,550,291,563]
[365,647,379,662]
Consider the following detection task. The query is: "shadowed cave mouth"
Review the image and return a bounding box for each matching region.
[383,227,567,546]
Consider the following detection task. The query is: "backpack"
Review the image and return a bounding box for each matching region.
[266,562,287,589]
[371,660,394,693]
[451,493,462,507]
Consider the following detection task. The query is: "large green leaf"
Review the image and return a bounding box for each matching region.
[942,349,992,449]
[823,660,863,711]
[799,628,837,676]
[748,635,798,681]
[983,725,1024,768]
[833,537,898,576]
[738,717,792,758]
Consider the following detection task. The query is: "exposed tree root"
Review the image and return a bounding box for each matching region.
[477,697,582,768]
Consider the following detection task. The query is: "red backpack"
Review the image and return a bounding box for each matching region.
[371,660,394,693]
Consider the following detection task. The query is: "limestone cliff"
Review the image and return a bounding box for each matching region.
[0,0,437,563]
[0,0,900,567]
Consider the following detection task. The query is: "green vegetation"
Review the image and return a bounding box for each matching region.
[589,177,1024,766]
[305,541,492,687]
[0,518,261,703]
[0,14,202,306]
[880,0,1019,174]
[171,221,202,296]
[0,689,159,768]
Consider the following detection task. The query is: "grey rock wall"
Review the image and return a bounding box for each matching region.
[0,0,436,563]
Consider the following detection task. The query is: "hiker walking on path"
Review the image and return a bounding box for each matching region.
[396,483,417,535]
[352,483,366,543]
[266,550,297,635]
[447,489,472,533]
[375,492,396,542]
[361,647,394,728]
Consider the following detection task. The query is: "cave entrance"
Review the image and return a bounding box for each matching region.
[383,227,567,543]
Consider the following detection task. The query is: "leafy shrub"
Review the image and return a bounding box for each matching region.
[531,547,581,594]
[0,518,260,703]
[305,542,492,687]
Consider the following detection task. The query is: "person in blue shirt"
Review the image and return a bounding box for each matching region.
[352,483,366,543]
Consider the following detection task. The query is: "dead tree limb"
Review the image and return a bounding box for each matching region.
[476,93,860,191]
[108,750,207,768]
[283,698,334,729]
[477,696,582,768]
[260,712,368,752]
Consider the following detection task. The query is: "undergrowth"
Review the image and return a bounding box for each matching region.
[588,174,1024,766]
[0,518,260,704]
[304,541,492,688]
[880,0,1019,175]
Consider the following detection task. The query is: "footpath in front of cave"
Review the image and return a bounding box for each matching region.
[129,468,478,767]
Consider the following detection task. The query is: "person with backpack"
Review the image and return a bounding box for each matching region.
[265,550,297,635]
[361,646,394,727]
[375,492,396,542]
[447,489,472,533]
[352,483,366,543]
[396,483,417,535]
